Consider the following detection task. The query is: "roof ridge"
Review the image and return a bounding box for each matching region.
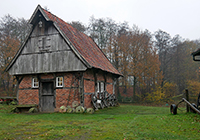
[42,8,84,36]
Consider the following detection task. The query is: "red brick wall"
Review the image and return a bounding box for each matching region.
[56,88,80,108]
[106,74,114,94]
[55,73,81,110]
[18,75,39,105]
[18,89,39,104]
[107,84,113,94]
[84,94,92,108]
[40,74,54,79]
[19,75,32,89]
[18,73,80,109]
[18,70,116,110]
[64,73,73,87]
[83,70,95,108]
[84,80,95,93]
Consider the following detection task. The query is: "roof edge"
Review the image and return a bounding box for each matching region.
[87,36,122,76]
[5,5,47,72]
[5,27,34,72]
[29,4,50,25]
[52,22,92,69]
[191,49,200,56]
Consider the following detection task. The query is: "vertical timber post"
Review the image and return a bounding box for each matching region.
[185,89,189,113]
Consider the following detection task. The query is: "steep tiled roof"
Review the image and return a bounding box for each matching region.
[42,8,121,76]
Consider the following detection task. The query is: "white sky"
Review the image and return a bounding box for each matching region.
[0,0,200,40]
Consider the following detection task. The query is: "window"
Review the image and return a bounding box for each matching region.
[32,78,39,88]
[56,77,63,87]
[38,37,51,51]
[96,81,105,93]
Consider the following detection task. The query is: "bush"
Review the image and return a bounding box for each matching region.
[186,80,200,97]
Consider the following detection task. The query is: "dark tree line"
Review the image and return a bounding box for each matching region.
[154,30,200,96]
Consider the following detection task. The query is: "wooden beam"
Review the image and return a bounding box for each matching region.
[185,89,189,113]
[182,98,200,114]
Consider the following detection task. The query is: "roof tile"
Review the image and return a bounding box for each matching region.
[43,9,121,76]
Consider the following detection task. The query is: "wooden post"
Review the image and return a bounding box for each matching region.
[185,89,189,112]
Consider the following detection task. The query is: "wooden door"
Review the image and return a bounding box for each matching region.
[41,82,55,112]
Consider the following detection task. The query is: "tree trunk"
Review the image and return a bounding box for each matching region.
[132,76,136,102]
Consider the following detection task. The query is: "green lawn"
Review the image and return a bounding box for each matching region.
[0,104,199,140]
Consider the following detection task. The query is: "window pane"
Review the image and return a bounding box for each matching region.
[60,77,63,81]
[97,82,100,92]
[101,82,104,92]
[35,82,39,87]
[32,78,39,88]
[59,81,62,86]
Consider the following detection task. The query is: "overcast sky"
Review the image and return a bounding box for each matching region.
[0,0,200,40]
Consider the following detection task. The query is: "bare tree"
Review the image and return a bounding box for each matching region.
[0,15,30,95]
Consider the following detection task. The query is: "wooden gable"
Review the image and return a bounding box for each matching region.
[7,6,87,75]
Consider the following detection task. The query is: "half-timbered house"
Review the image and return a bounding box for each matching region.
[5,5,121,112]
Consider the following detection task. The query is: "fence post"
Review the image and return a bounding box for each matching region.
[185,89,189,113]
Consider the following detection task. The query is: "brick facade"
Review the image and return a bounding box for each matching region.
[56,88,80,108]
[106,84,113,95]
[17,70,115,111]
[18,89,39,105]
[18,75,39,105]
[83,69,95,108]
[19,75,32,89]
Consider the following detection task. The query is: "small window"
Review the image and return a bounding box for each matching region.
[32,78,39,88]
[56,77,63,87]
[96,82,105,93]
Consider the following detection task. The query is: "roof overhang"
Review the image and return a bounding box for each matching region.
[191,49,200,61]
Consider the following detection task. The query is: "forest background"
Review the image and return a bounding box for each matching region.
[1,13,200,104]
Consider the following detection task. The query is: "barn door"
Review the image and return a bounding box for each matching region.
[41,82,55,112]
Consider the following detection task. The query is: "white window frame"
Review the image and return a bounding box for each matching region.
[96,81,105,93]
[32,77,39,88]
[56,77,64,87]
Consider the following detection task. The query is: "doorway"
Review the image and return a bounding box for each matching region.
[40,82,55,112]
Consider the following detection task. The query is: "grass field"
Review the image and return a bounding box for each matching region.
[0,104,200,140]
